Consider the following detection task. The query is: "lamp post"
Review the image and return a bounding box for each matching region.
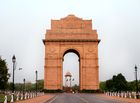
[23,78,25,99]
[135,65,139,99]
[35,70,38,96]
[12,55,16,93]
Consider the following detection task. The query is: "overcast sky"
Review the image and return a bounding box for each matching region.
[0,0,140,84]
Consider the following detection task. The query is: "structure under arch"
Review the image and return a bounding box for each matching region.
[43,14,100,90]
[63,49,80,91]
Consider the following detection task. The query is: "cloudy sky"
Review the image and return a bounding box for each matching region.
[0,0,140,84]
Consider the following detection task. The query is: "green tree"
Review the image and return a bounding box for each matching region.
[25,82,33,91]
[0,57,9,90]
[14,83,23,91]
[127,80,140,91]
[100,81,107,91]
[114,73,128,91]
[106,79,114,91]
[7,82,13,90]
[105,73,128,91]
[37,79,44,91]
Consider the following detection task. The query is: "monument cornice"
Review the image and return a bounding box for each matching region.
[43,39,100,44]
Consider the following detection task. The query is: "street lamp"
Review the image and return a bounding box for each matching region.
[35,70,38,96]
[135,65,139,99]
[23,78,25,99]
[12,55,16,93]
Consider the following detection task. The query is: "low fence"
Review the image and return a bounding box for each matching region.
[105,91,140,99]
[0,91,44,103]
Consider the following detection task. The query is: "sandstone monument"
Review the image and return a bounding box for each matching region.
[43,14,100,90]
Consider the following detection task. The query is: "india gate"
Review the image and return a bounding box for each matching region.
[43,14,100,90]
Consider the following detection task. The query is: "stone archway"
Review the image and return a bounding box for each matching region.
[43,14,100,90]
[62,49,80,91]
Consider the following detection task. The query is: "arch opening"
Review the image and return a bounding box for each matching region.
[62,49,80,92]
[63,49,80,59]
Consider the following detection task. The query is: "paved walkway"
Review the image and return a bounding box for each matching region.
[98,94,140,103]
[15,94,55,103]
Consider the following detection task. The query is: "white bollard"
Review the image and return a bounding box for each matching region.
[4,95,7,103]
[33,93,34,98]
[11,94,14,103]
[121,92,124,98]
[134,93,137,99]
[28,93,30,99]
[107,92,109,96]
[32,93,33,98]
[114,92,116,96]
[20,94,23,100]
[42,92,44,95]
[117,92,120,97]
[16,93,19,101]
[30,93,32,98]
[122,92,124,98]
[24,93,26,100]
[121,92,123,98]
[124,92,127,98]
[129,92,131,98]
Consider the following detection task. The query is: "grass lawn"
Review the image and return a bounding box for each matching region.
[0,94,5,103]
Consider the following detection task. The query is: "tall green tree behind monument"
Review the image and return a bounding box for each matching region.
[106,73,128,91]
[0,57,9,90]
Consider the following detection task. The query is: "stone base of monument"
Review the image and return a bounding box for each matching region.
[63,87,72,93]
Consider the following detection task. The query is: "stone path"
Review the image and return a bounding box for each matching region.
[15,94,55,103]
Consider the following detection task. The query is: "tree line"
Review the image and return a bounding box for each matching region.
[5,80,44,91]
[100,73,140,92]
